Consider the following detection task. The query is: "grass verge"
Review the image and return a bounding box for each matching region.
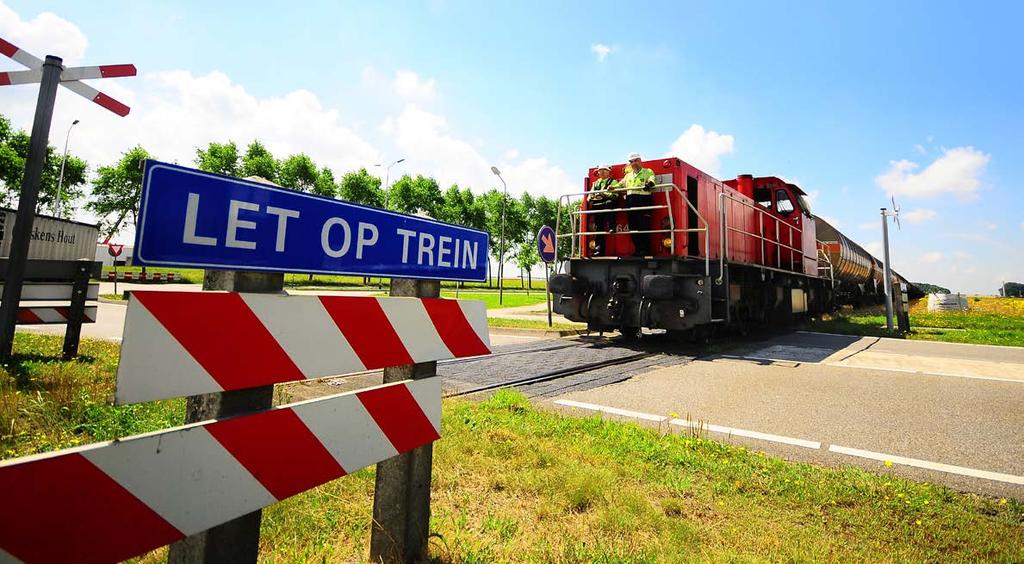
[2,337,1019,561]
[810,310,1024,347]
[487,317,582,331]
[0,333,183,458]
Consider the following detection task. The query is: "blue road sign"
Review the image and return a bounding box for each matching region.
[133,161,489,281]
[537,225,556,263]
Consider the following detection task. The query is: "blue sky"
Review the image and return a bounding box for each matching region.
[1,0,1021,292]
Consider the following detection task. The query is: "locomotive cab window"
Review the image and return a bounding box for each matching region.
[754,187,772,209]
[775,189,795,215]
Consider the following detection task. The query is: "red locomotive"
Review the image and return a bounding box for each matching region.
[549,157,917,337]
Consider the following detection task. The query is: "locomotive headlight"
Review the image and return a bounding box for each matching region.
[662,237,672,248]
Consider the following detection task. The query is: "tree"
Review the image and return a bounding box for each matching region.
[240,140,278,181]
[386,174,442,217]
[194,141,240,176]
[0,113,88,216]
[339,168,385,207]
[87,146,151,234]
[1000,282,1024,298]
[278,153,320,193]
[314,167,338,198]
[436,184,485,229]
[515,242,540,292]
[480,188,528,287]
[914,282,950,295]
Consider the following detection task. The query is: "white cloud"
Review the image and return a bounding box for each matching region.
[393,70,436,101]
[875,146,990,200]
[901,208,937,224]
[864,240,883,257]
[502,148,520,161]
[0,2,88,67]
[665,124,735,176]
[3,69,381,184]
[1020,222,1024,231]
[982,221,997,231]
[952,250,971,259]
[920,251,943,264]
[387,103,574,198]
[590,43,613,62]
[913,144,927,155]
[858,222,879,231]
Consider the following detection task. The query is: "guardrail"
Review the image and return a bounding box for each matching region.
[716,192,805,284]
[555,183,710,276]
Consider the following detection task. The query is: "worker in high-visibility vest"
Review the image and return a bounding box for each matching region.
[587,164,620,256]
[622,152,657,256]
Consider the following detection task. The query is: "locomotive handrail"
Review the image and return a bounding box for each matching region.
[555,182,709,276]
[716,191,805,284]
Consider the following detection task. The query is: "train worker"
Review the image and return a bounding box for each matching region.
[622,152,657,256]
[587,164,620,256]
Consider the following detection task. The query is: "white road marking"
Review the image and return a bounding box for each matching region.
[828,445,1024,485]
[553,399,819,448]
[554,399,667,423]
[797,330,1024,350]
[670,419,822,449]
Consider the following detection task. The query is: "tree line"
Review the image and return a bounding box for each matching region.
[0,113,572,285]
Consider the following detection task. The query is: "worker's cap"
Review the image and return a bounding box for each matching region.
[596,164,611,171]
[626,152,642,162]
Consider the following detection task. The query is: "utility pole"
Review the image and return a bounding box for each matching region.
[880,207,896,333]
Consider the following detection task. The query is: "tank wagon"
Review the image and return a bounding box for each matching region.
[549,157,917,337]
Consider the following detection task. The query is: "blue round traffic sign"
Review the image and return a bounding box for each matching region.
[537,225,556,263]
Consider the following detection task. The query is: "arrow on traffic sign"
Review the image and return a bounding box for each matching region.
[541,233,555,255]
[0,37,135,116]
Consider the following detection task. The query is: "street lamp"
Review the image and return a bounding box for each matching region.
[375,158,405,192]
[55,119,80,218]
[491,166,508,305]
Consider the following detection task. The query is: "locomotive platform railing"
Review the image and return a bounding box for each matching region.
[555,183,710,276]
[816,244,836,288]
[716,192,808,285]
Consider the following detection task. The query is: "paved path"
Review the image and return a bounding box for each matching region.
[553,331,1024,499]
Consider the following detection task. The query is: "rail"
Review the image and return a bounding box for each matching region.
[716,192,805,284]
[555,183,710,276]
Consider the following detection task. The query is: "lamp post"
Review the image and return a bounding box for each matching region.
[55,118,80,218]
[375,158,405,192]
[491,166,507,305]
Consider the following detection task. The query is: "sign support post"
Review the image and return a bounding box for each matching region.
[536,225,557,328]
[61,260,92,359]
[166,269,284,564]
[369,278,440,563]
[0,55,62,359]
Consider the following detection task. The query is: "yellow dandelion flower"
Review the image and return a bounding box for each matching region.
[884,460,893,467]
[999,498,1007,505]
[915,519,922,526]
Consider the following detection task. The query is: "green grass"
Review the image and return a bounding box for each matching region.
[442,291,548,309]
[3,339,1019,562]
[487,317,582,331]
[0,333,183,458]
[810,310,1024,347]
[145,390,1021,562]
[99,293,126,301]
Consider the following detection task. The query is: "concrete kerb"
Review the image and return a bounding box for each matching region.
[488,327,588,338]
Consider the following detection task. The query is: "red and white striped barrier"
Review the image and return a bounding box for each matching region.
[16,306,97,325]
[0,378,440,563]
[106,272,178,282]
[116,292,489,404]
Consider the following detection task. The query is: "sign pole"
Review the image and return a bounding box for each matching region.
[546,264,552,327]
[166,270,284,564]
[369,278,439,563]
[0,55,62,359]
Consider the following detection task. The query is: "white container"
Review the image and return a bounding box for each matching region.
[927,293,967,312]
[0,208,99,262]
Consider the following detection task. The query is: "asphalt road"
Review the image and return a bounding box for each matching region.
[554,331,1024,500]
